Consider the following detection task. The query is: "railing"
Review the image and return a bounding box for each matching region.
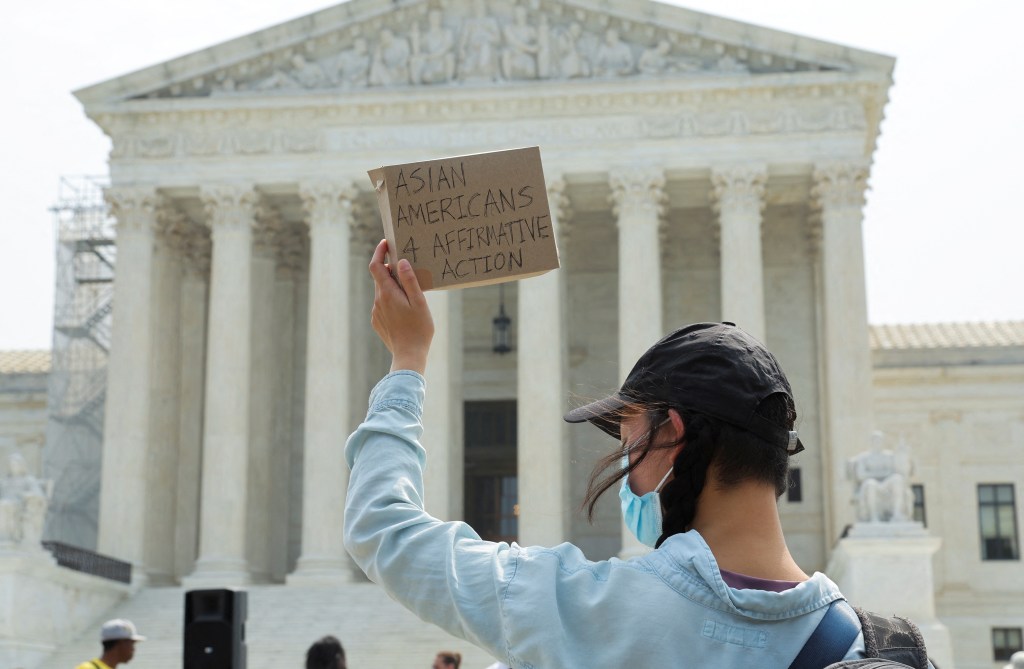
[42,540,132,584]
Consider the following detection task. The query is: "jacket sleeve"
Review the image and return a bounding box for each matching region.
[343,371,516,661]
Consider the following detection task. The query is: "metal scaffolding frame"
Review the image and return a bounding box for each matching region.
[42,175,114,549]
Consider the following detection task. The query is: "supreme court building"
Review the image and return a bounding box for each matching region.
[47,0,1022,666]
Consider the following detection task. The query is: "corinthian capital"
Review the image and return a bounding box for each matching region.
[811,162,870,211]
[299,181,360,231]
[710,164,767,215]
[547,176,573,248]
[104,185,160,235]
[199,184,259,233]
[609,167,666,222]
[253,202,283,257]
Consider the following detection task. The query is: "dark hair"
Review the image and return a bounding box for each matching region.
[306,635,346,669]
[437,651,462,668]
[102,640,120,652]
[582,392,794,547]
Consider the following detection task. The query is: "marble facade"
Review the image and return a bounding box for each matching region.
[74,0,894,587]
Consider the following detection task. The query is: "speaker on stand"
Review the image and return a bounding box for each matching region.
[184,588,247,669]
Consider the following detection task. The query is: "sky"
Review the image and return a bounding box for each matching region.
[2,0,1021,350]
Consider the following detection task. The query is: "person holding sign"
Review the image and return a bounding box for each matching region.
[343,240,932,668]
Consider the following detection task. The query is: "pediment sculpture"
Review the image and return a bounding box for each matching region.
[846,431,915,524]
[0,453,52,551]
[143,2,831,99]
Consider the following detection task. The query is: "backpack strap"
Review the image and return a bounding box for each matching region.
[854,608,930,669]
[788,599,862,669]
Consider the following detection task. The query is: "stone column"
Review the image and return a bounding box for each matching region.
[185,184,258,586]
[289,182,359,584]
[97,186,159,574]
[246,205,280,583]
[610,167,666,559]
[422,290,464,521]
[711,164,768,343]
[268,223,304,582]
[516,177,572,546]
[143,205,186,584]
[812,162,874,541]
[173,227,210,580]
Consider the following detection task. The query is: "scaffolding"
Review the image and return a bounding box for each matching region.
[42,175,115,550]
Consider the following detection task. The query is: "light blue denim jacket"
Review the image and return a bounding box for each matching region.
[344,371,867,668]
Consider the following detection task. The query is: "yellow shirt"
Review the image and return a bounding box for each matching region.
[75,659,112,669]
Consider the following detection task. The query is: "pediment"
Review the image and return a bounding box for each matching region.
[75,0,894,105]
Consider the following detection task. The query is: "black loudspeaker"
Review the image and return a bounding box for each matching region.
[184,588,247,669]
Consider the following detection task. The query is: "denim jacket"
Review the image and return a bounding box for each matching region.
[344,371,867,668]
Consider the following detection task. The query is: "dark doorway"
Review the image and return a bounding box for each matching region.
[464,400,518,543]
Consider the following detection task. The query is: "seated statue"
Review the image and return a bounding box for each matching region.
[0,453,51,549]
[846,431,914,523]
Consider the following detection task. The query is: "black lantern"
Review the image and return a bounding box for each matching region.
[492,284,512,354]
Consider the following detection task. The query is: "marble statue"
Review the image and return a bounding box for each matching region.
[501,5,539,80]
[0,453,51,549]
[1004,651,1024,669]
[256,54,327,90]
[847,431,915,523]
[554,23,589,79]
[369,29,411,87]
[336,38,371,88]
[593,28,635,77]
[457,0,501,81]
[638,40,674,75]
[411,10,456,85]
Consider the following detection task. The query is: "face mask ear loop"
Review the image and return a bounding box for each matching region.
[654,466,674,493]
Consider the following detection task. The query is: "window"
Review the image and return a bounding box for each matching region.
[787,468,802,503]
[978,484,1020,560]
[912,484,926,527]
[993,627,1023,662]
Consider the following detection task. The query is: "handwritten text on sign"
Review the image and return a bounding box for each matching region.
[391,160,550,281]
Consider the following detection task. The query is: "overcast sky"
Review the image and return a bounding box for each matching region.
[2,0,1021,350]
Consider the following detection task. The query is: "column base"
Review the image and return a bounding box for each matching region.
[181,557,252,589]
[286,555,361,586]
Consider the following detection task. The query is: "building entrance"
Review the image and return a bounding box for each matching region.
[464,400,518,543]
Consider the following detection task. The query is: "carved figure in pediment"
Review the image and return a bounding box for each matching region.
[536,14,552,79]
[501,5,539,80]
[554,22,589,79]
[370,29,412,86]
[0,453,51,550]
[593,28,634,77]
[457,0,501,82]
[411,10,456,85]
[336,38,371,88]
[715,54,749,73]
[638,40,674,75]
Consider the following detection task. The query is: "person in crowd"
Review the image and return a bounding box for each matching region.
[343,240,919,667]
[306,635,347,669]
[432,650,461,669]
[75,619,144,669]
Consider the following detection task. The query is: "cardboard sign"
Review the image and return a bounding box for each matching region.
[368,146,559,290]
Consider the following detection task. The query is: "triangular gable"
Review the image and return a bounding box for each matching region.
[75,0,894,105]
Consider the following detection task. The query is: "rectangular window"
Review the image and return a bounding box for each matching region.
[912,484,927,527]
[993,627,1023,662]
[978,484,1020,560]
[787,468,802,503]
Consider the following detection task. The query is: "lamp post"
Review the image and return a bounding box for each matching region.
[492,284,512,354]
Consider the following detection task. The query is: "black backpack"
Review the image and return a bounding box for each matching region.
[791,600,933,669]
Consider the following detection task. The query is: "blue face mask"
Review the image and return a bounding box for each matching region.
[618,420,675,548]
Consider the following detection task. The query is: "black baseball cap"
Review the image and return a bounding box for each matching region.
[563,322,804,455]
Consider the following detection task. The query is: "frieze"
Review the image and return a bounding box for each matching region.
[105,92,868,161]
[133,2,842,101]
